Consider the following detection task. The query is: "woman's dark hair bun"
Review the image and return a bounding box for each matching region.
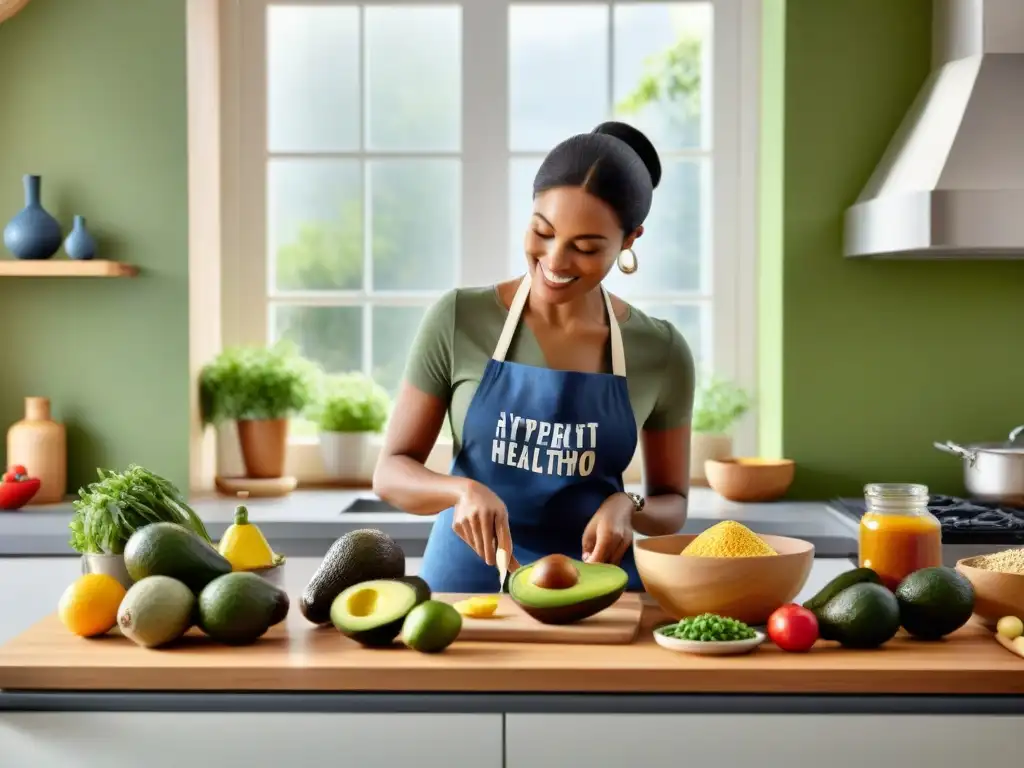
[592,121,662,189]
[531,120,662,232]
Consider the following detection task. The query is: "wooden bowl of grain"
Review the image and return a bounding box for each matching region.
[635,531,814,625]
[955,549,1024,630]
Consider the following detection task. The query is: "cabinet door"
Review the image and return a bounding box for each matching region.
[1,712,501,768]
[506,713,1020,766]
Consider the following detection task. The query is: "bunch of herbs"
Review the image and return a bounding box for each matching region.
[69,464,212,555]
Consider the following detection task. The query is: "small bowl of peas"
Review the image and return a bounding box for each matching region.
[653,613,765,656]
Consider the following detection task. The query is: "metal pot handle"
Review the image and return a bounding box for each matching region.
[1009,425,1024,445]
[933,440,978,467]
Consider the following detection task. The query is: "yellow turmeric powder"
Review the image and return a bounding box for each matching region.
[680,521,777,558]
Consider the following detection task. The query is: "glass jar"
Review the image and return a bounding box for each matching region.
[858,483,942,590]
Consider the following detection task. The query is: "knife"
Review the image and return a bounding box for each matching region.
[496,547,510,593]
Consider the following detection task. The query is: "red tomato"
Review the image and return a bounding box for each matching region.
[10,465,27,477]
[767,604,819,652]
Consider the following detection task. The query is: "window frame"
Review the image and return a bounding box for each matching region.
[196,0,761,489]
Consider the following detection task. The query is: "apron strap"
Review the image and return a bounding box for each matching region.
[492,272,627,377]
[602,285,627,377]
[492,273,533,363]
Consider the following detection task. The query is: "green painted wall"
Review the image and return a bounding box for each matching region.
[757,0,785,459]
[781,0,1024,498]
[0,0,189,493]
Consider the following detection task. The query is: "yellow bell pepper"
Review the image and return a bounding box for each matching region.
[218,504,280,570]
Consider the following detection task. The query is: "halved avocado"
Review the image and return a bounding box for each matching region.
[509,555,628,625]
[330,576,431,647]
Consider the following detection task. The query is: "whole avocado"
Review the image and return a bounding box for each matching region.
[124,522,232,595]
[300,529,406,625]
[197,571,290,645]
[816,582,902,649]
[894,566,975,640]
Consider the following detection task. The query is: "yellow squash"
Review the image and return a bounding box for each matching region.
[218,504,280,570]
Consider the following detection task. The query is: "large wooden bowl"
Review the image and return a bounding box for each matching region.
[635,533,815,625]
[955,556,1024,630]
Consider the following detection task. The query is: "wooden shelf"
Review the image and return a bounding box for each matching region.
[0,260,139,278]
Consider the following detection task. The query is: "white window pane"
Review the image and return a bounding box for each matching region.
[267,6,360,153]
[602,158,707,296]
[613,3,711,151]
[365,6,461,151]
[370,159,460,291]
[269,159,363,291]
[371,306,427,396]
[509,4,609,152]
[507,155,543,276]
[271,305,362,375]
[633,303,706,372]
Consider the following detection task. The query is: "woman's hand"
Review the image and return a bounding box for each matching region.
[581,493,634,565]
[453,480,514,567]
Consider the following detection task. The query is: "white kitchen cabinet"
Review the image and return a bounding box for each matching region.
[0,712,502,768]
[505,713,1020,766]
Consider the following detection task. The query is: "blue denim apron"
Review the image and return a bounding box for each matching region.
[419,273,640,593]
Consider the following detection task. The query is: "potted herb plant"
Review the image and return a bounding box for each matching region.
[690,375,752,485]
[199,342,320,479]
[312,373,391,484]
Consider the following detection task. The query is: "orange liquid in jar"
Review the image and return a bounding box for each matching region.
[859,511,942,590]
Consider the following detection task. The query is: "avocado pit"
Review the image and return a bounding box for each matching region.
[530,554,579,589]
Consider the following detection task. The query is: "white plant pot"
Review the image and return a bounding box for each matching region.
[690,432,733,485]
[319,431,373,483]
[81,553,134,590]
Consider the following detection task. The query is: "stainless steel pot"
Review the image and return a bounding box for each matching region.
[934,424,1024,503]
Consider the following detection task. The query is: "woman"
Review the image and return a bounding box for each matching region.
[373,121,696,593]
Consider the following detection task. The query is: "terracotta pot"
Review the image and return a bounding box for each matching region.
[236,418,288,478]
[689,432,733,486]
[6,396,66,504]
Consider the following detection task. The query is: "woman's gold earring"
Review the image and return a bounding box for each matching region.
[617,248,638,274]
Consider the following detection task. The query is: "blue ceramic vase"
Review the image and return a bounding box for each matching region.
[3,175,62,260]
[64,215,96,260]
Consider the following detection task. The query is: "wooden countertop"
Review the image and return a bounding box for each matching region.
[2,600,1023,695]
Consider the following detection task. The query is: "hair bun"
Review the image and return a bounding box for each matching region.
[592,121,662,188]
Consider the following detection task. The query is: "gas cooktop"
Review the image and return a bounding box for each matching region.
[829,494,1024,545]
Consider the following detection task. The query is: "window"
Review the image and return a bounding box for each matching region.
[220,0,759,482]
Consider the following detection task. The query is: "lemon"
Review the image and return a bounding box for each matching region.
[58,573,127,637]
[997,615,1024,641]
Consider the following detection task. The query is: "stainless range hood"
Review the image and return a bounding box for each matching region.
[843,0,1024,259]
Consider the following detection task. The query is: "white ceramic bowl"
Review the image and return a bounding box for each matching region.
[249,562,285,587]
[653,628,766,656]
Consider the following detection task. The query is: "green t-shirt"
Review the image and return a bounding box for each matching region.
[403,285,696,455]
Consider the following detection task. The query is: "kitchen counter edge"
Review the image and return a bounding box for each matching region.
[1,690,1022,715]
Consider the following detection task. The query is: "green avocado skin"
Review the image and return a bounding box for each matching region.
[197,572,291,645]
[124,522,232,595]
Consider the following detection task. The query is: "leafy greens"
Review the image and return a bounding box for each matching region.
[69,464,212,555]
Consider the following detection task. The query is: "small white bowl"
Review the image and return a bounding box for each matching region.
[653,628,766,656]
[248,562,285,587]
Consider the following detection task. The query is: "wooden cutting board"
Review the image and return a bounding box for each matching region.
[435,592,643,644]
